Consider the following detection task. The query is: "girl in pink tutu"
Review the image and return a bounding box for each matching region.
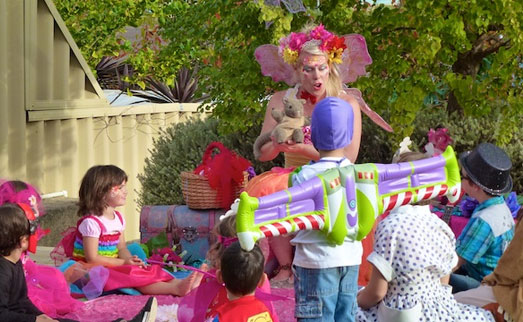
[177,214,279,322]
[70,165,203,296]
[0,179,84,318]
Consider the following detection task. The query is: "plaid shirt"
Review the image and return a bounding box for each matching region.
[456,205,514,281]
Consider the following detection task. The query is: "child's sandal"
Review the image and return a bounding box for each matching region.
[272,263,291,276]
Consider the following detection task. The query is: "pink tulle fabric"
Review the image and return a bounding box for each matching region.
[58,290,296,322]
[64,262,173,291]
[177,272,282,322]
[23,256,85,317]
[0,179,44,217]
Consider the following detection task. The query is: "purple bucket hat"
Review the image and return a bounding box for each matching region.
[311,97,354,150]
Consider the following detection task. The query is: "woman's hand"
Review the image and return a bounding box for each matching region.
[271,137,319,160]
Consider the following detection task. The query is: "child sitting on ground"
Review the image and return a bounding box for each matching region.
[0,203,60,322]
[59,165,203,296]
[0,179,83,317]
[356,151,493,321]
[450,143,514,293]
[213,241,275,322]
[289,97,361,321]
[177,215,277,322]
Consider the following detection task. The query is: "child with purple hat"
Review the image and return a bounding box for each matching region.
[290,97,361,321]
[450,143,515,293]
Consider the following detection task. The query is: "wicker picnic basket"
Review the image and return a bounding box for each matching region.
[181,142,250,209]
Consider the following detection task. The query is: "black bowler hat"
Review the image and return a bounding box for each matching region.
[460,143,512,195]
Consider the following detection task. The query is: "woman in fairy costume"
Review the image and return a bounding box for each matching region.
[250,24,393,283]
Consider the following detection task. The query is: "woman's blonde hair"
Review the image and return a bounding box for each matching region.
[296,24,343,97]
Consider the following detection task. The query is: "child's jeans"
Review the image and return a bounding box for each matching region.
[449,266,482,293]
[293,264,359,322]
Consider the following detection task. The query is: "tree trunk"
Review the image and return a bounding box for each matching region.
[448,30,509,114]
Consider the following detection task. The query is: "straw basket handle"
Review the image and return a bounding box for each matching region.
[194,142,229,175]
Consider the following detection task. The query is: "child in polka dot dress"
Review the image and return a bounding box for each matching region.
[356,152,494,321]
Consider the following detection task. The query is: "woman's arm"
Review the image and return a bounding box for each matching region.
[257,91,286,162]
[341,94,362,163]
[357,264,389,309]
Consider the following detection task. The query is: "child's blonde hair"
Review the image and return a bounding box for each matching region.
[206,215,237,269]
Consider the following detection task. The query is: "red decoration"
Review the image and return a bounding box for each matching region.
[300,90,318,104]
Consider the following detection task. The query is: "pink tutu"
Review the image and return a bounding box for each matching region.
[177,270,280,322]
[24,256,84,317]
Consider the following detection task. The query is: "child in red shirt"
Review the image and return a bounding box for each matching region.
[213,242,275,322]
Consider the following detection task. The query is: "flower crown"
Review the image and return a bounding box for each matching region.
[278,25,348,66]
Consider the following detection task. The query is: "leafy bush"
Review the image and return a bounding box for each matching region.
[137,118,282,207]
[359,107,522,193]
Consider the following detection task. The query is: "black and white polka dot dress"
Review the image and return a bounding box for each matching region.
[356,205,494,321]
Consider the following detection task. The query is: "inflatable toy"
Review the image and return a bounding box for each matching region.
[237,146,461,251]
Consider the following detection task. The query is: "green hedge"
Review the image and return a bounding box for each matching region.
[137,117,282,207]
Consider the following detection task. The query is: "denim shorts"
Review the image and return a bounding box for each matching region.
[293,265,359,322]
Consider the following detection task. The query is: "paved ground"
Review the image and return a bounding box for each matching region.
[31,246,55,266]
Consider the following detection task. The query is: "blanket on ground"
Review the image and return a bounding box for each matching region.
[60,288,296,322]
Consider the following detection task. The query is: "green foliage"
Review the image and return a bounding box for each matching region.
[56,0,522,193]
[137,118,282,206]
[54,0,181,82]
[360,106,522,193]
[158,0,522,143]
[56,1,521,142]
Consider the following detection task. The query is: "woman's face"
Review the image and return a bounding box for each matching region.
[298,53,330,98]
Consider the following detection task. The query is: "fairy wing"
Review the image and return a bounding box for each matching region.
[339,34,373,84]
[254,44,298,86]
[344,86,394,133]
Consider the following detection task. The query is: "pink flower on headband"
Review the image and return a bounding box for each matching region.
[278,24,347,66]
[309,24,331,42]
[427,128,452,153]
[217,235,238,248]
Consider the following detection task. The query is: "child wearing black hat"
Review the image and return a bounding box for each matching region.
[449,143,515,293]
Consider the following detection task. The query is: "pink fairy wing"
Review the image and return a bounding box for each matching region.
[255,44,298,86]
[344,86,394,133]
[339,34,373,84]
